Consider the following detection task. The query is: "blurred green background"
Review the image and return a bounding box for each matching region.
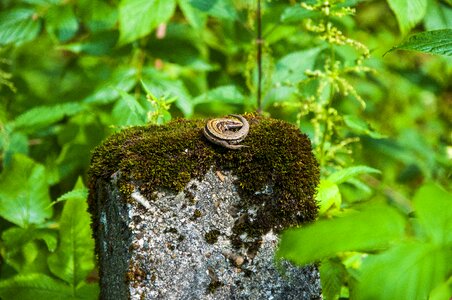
[0,0,451,299]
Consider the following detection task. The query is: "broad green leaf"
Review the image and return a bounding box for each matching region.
[0,274,69,299]
[10,102,84,133]
[2,226,57,253]
[280,5,319,23]
[0,8,42,46]
[316,179,341,215]
[48,183,95,286]
[346,178,372,196]
[319,258,346,300]
[179,0,207,30]
[262,86,298,108]
[0,154,52,227]
[83,68,138,105]
[78,0,118,33]
[356,242,450,300]
[0,273,97,300]
[55,188,88,204]
[277,204,406,265]
[1,131,29,166]
[386,29,452,57]
[193,85,245,106]
[22,241,39,268]
[343,115,386,139]
[387,0,427,35]
[327,165,381,184]
[413,182,452,245]
[189,0,237,20]
[424,1,452,31]
[21,0,60,4]
[429,278,452,300]
[55,142,91,181]
[58,31,118,56]
[1,231,49,273]
[142,70,194,117]
[73,282,100,299]
[161,80,193,117]
[112,91,147,126]
[273,47,324,84]
[45,4,78,42]
[118,0,176,45]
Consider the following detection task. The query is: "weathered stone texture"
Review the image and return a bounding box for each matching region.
[92,168,321,299]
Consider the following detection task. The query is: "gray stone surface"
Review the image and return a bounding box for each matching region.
[92,167,321,299]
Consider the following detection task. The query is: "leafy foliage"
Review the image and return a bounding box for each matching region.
[0,155,52,227]
[387,0,428,35]
[387,29,452,56]
[279,183,452,299]
[0,0,451,299]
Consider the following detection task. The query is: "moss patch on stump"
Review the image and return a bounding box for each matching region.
[88,114,319,254]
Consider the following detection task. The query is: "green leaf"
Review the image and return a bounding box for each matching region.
[263,86,297,107]
[72,282,100,299]
[47,182,95,286]
[83,68,138,105]
[277,204,406,265]
[45,4,78,42]
[55,142,92,181]
[316,179,341,215]
[78,0,118,33]
[273,47,324,84]
[55,188,88,205]
[22,0,61,4]
[10,102,84,133]
[356,242,450,300]
[189,0,237,20]
[280,5,319,23]
[0,8,42,46]
[424,1,452,31]
[1,131,29,166]
[118,0,176,45]
[193,85,245,106]
[386,29,452,57]
[0,154,52,227]
[347,178,372,195]
[0,274,71,299]
[0,273,97,300]
[429,278,452,300]
[2,226,57,253]
[1,226,57,272]
[387,0,427,35]
[343,115,386,139]
[413,182,452,245]
[319,258,346,300]
[327,165,381,185]
[179,0,207,30]
[142,70,194,117]
[58,31,118,56]
[112,91,147,126]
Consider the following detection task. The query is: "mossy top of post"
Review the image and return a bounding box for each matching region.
[88,114,319,250]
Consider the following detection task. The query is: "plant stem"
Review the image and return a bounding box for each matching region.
[256,0,263,114]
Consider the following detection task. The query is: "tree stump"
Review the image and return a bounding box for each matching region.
[88,115,321,299]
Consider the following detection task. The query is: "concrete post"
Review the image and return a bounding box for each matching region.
[88,115,321,299]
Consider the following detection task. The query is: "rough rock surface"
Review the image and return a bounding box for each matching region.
[93,168,322,300]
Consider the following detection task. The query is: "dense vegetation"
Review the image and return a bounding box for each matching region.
[0,0,451,299]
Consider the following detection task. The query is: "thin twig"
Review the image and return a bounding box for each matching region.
[256,0,263,114]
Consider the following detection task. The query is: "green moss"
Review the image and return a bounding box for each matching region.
[88,114,319,254]
[190,209,202,221]
[204,229,221,244]
[207,280,223,294]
